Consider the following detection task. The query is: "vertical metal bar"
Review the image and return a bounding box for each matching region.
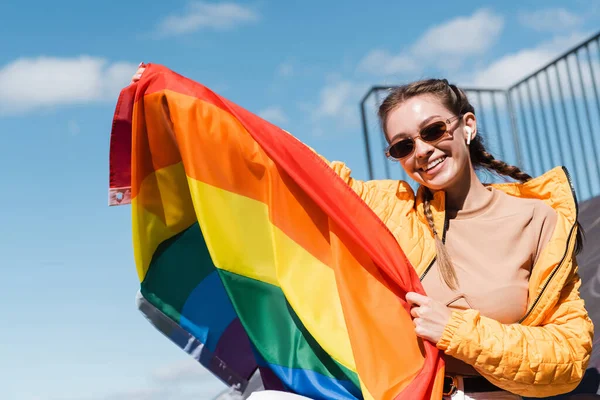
[534,74,557,167]
[553,64,578,174]
[360,95,374,180]
[554,62,581,200]
[575,50,600,182]
[476,91,487,132]
[491,92,505,160]
[525,80,546,173]
[586,44,600,122]
[516,85,536,172]
[506,88,526,170]
[597,37,600,69]
[374,89,391,179]
[543,69,567,164]
[565,56,594,196]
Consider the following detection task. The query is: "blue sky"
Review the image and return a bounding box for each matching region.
[1,1,599,399]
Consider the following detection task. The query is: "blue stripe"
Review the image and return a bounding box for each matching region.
[180,270,237,352]
[250,348,361,399]
[267,363,362,400]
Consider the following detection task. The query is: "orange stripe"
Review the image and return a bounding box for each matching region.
[131,93,182,224]
[331,228,427,400]
[429,366,445,400]
[134,90,333,268]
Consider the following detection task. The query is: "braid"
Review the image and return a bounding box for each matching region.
[422,188,439,237]
[423,188,459,290]
[475,150,532,182]
[465,128,531,182]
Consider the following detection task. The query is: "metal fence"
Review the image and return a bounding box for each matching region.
[360,31,600,202]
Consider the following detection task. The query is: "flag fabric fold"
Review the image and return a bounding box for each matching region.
[108,63,444,399]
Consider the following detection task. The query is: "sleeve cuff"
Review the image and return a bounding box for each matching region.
[437,310,468,352]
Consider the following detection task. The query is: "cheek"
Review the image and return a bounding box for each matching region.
[399,159,426,181]
[444,138,468,162]
[452,142,470,164]
[399,158,416,174]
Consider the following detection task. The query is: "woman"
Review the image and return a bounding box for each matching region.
[250,79,593,400]
[344,79,592,399]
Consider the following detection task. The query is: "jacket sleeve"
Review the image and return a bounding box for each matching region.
[307,147,416,220]
[437,260,594,397]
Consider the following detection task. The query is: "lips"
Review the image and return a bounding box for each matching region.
[421,156,447,172]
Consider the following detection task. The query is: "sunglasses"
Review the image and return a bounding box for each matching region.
[385,114,463,160]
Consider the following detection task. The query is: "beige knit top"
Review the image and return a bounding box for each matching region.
[422,187,558,375]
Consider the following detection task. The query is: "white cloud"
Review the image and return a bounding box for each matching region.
[412,9,504,58]
[258,106,289,125]
[152,359,211,383]
[157,1,260,36]
[97,359,226,400]
[470,32,591,88]
[518,8,583,32]
[312,80,369,126]
[358,50,419,75]
[358,8,504,76]
[0,56,137,115]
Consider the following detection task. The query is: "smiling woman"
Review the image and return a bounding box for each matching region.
[319,78,593,399]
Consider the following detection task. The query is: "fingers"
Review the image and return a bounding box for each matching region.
[407,293,450,344]
[406,291,429,306]
[410,306,421,318]
[414,321,427,338]
[131,63,146,83]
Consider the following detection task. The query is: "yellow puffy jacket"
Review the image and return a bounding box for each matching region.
[327,161,593,398]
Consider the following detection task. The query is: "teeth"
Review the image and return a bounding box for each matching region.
[424,157,446,171]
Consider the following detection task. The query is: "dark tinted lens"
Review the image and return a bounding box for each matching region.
[389,139,414,159]
[421,121,447,142]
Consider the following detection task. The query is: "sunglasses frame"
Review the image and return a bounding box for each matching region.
[385,114,464,161]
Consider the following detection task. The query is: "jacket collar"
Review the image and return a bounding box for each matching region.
[415,166,578,228]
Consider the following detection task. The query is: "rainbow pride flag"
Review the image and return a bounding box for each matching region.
[108,63,444,399]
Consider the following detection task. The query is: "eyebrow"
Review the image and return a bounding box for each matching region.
[388,114,442,143]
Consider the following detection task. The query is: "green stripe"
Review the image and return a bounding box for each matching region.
[140,221,358,387]
[218,270,359,387]
[141,222,214,322]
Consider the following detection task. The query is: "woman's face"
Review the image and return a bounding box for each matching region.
[385,95,475,192]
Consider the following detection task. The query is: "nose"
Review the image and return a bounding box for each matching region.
[413,137,435,159]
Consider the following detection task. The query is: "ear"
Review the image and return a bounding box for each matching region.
[463,112,477,143]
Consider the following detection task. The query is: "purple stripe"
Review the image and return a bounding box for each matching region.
[213,318,258,380]
[259,366,288,391]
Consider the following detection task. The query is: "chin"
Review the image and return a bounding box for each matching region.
[412,164,458,191]
[419,179,452,192]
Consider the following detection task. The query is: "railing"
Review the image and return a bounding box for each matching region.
[360,31,600,202]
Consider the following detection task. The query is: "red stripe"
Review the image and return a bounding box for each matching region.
[108,83,136,194]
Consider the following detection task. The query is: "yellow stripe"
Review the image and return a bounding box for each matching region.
[133,163,197,281]
[187,177,357,373]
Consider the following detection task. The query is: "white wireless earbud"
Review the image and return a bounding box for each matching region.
[465,127,473,145]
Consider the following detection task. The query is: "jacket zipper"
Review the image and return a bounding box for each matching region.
[517,166,579,323]
[419,213,449,280]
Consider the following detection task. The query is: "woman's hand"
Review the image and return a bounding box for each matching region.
[131,63,146,83]
[406,292,452,344]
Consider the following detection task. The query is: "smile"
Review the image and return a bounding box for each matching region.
[421,156,446,172]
